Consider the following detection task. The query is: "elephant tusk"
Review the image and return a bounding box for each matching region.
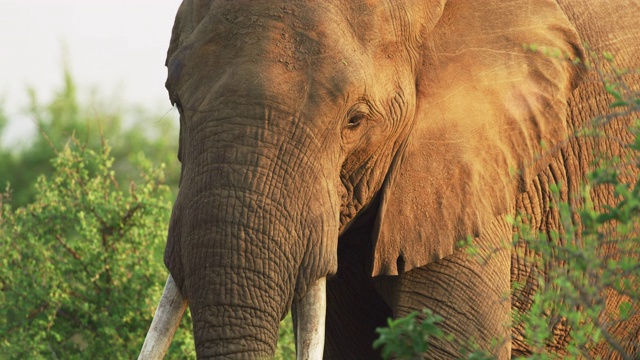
[295,277,326,360]
[138,275,188,360]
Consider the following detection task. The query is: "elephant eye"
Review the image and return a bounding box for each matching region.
[347,113,366,128]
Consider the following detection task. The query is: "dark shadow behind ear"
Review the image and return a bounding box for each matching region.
[371,0,585,276]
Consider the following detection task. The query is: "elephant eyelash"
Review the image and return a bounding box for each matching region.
[345,100,372,129]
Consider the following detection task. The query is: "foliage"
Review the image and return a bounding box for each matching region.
[0,136,193,358]
[372,309,495,360]
[0,66,179,206]
[373,53,640,359]
[275,313,296,360]
[373,309,445,360]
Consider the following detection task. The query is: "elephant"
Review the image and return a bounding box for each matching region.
[139,0,640,359]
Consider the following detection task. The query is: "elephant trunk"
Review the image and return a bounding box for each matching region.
[162,118,339,358]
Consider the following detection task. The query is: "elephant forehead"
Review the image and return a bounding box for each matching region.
[166,1,426,121]
[169,1,417,78]
[185,1,408,46]
[176,4,335,58]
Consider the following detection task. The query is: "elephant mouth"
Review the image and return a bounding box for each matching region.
[138,275,328,359]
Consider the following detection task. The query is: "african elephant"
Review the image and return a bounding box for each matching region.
[139,0,640,359]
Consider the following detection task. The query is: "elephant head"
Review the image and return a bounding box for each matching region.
[141,0,585,358]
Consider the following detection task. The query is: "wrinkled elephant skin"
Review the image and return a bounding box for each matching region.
[146,0,640,359]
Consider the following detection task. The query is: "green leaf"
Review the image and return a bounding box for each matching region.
[605,82,623,100]
[602,51,615,62]
[610,100,629,108]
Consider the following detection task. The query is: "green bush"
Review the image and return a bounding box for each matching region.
[0,138,193,359]
[0,67,179,207]
[373,309,445,360]
[276,313,296,360]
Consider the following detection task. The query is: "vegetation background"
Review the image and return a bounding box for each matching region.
[0,68,188,359]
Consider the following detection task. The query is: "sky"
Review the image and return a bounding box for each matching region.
[0,0,182,144]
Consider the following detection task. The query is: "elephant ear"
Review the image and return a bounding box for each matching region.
[371,0,585,276]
